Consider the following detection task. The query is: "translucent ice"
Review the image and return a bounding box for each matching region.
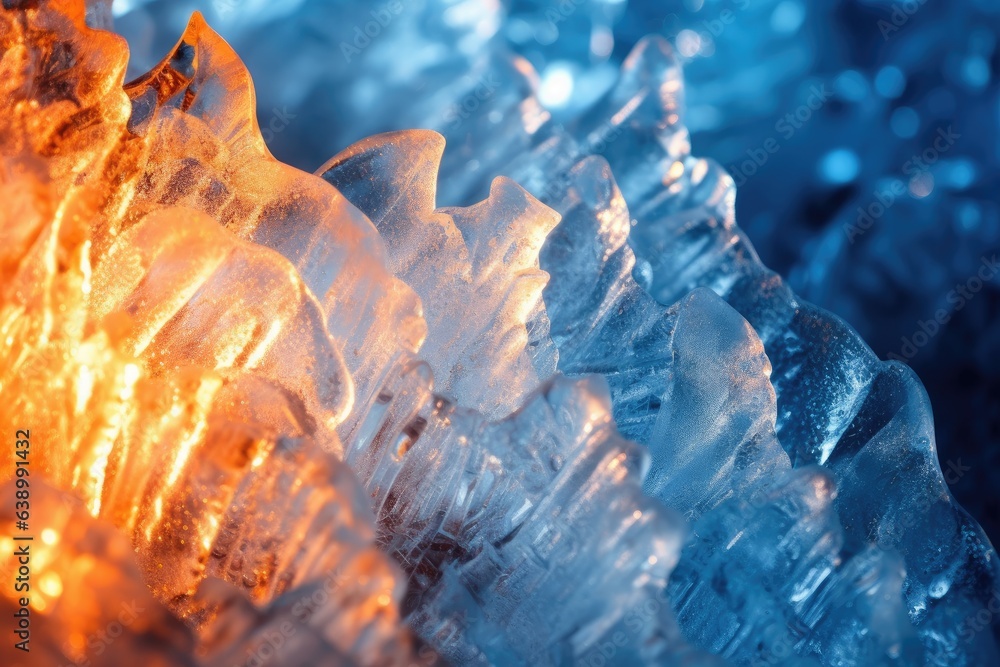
[0,4,684,665]
[322,131,558,418]
[2,2,998,667]
[0,4,412,663]
[326,21,1000,667]
[0,168,413,663]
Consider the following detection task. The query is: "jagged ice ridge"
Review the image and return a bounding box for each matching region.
[0,1,997,666]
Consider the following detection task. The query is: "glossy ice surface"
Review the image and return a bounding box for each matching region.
[0,1,997,666]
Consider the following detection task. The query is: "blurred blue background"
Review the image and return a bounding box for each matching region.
[114,0,1000,541]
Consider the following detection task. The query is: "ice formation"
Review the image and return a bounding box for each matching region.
[0,1,997,666]
[326,27,1000,665]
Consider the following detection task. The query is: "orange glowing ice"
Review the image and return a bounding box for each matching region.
[0,3,414,664]
[0,2,666,665]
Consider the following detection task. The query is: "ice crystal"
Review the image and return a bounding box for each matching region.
[0,2,996,667]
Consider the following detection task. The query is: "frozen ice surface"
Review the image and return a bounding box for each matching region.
[384,376,689,665]
[106,21,693,666]
[0,168,414,663]
[1,3,692,665]
[121,13,427,438]
[321,131,558,419]
[0,483,385,667]
[1,4,414,664]
[2,1,998,666]
[325,22,1000,667]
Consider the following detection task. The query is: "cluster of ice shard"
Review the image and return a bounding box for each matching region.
[0,1,997,666]
[325,29,1000,666]
[0,5,411,664]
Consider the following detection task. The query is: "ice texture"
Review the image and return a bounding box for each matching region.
[120,13,426,441]
[0,3,412,663]
[534,40,999,666]
[0,482,394,667]
[324,23,1000,667]
[502,0,1000,546]
[321,131,558,418]
[0,167,413,663]
[113,26,689,666]
[0,3,686,665]
[1,1,998,666]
